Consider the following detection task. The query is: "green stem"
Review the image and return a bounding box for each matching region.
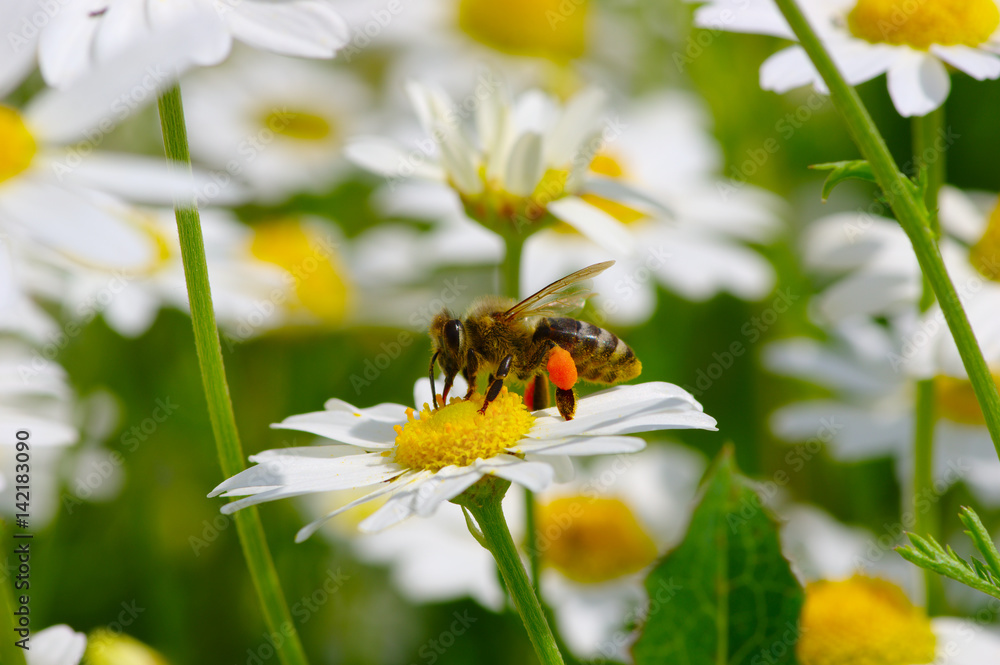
[911,109,945,613]
[502,232,525,300]
[467,499,564,665]
[157,85,309,665]
[772,0,1000,459]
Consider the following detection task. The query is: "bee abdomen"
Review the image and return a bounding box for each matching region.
[534,317,641,384]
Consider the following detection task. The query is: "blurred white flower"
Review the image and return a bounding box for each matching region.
[764,316,1000,506]
[36,0,348,88]
[692,0,1000,117]
[210,378,715,541]
[804,187,1000,322]
[183,49,372,201]
[347,78,658,256]
[782,504,1000,664]
[29,624,87,665]
[523,91,783,324]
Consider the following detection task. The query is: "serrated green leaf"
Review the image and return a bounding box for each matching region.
[632,447,803,665]
[811,160,876,201]
[959,506,1000,579]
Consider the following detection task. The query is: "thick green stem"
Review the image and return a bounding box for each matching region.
[503,232,525,300]
[468,499,564,665]
[911,109,945,612]
[772,0,1000,459]
[157,85,309,665]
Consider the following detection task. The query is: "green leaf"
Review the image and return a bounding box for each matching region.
[632,446,804,665]
[896,506,1000,602]
[811,160,876,201]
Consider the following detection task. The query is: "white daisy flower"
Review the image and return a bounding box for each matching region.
[209,379,716,541]
[692,0,1000,117]
[764,316,1000,506]
[182,48,372,201]
[0,41,244,275]
[803,186,1000,322]
[522,91,783,324]
[781,504,1000,664]
[29,624,87,665]
[36,0,348,89]
[347,78,660,256]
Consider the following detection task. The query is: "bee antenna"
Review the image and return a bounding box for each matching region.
[428,351,441,409]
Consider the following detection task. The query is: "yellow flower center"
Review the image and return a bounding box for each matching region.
[935,372,1000,425]
[85,629,170,665]
[535,496,658,583]
[262,109,333,142]
[797,577,936,665]
[462,167,572,231]
[393,388,534,471]
[250,219,352,324]
[970,195,1000,282]
[0,106,37,184]
[457,0,588,61]
[847,0,999,50]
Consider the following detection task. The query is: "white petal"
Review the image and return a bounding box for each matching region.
[294,471,425,542]
[938,186,990,244]
[272,401,409,449]
[692,3,794,39]
[886,51,951,118]
[547,196,634,256]
[29,624,87,665]
[225,0,349,58]
[933,618,1000,663]
[545,87,606,166]
[0,0,41,96]
[27,16,223,143]
[814,271,921,321]
[760,46,819,93]
[528,382,716,439]
[526,452,575,482]
[346,137,445,182]
[513,436,647,456]
[479,457,554,491]
[504,132,543,197]
[359,468,481,531]
[212,452,405,513]
[770,401,909,461]
[931,45,1000,81]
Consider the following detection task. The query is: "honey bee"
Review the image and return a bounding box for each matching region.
[428,261,642,420]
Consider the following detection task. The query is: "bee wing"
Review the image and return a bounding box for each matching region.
[502,261,615,321]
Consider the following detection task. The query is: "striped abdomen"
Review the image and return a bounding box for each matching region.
[534,317,641,384]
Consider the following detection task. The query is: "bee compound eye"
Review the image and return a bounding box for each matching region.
[444,320,463,350]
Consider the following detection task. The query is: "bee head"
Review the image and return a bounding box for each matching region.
[429,310,465,405]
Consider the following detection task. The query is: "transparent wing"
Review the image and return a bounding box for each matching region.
[502,261,615,321]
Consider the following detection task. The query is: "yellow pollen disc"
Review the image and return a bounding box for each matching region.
[797,576,936,665]
[935,373,1000,425]
[393,388,534,472]
[85,629,170,665]
[457,0,588,62]
[535,496,658,583]
[0,106,37,184]
[250,219,351,324]
[262,109,333,141]
[970,196,1000,282]
[847,0,999,50]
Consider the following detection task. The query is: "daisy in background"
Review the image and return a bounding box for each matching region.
[36,0,348,89]
[692,0,1000,117]
[209,374,716,541]
[763,315,1000,506]
[522,90,783,325]
[182,48,373,202]
[781,504,1000,663]
[347,77,659,256]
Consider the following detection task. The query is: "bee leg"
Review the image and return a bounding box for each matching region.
[555,387,576,421]
[526,374,550,410]
[478,354,513,415]
[463,349,480,399]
